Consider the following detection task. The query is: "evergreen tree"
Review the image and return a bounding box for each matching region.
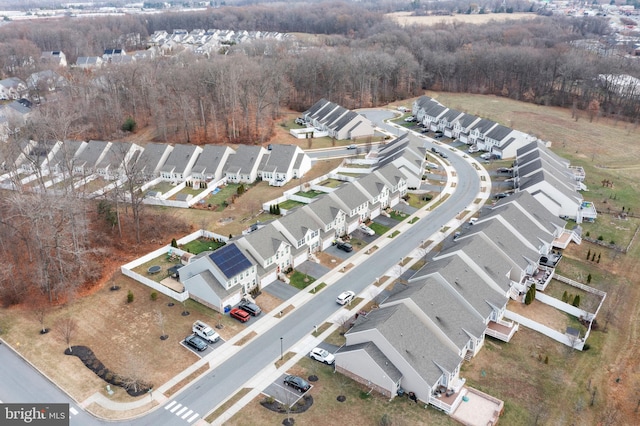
[587,274,592,284]
[572,295,581,307]
[586,249,591,260]
[562,290,569,303]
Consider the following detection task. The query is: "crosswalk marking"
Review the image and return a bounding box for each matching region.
[187,413,199,423]
[165,400,199,423]
[176,406,188,416]
[170,403,182,413]
[181,409,193,419]
[165,401,177,410]
[69,407,78,415]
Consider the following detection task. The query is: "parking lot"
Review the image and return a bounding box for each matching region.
[262,373,313,406]
[180,334,226,357]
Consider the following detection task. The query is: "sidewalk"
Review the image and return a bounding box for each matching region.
[78,132,491,421]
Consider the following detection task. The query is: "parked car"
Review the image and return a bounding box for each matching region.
[230,307,250,322]
[421,128,429,133]
[192,320,220,343]
[468,218,478,226]
[431,147,439,154]
[310,347,335,365]
[346,144,357,150]
[184,335,208,352]
[336,242,353,252]
[404,116,416,122]
[284,375,311,392]
[494,192,509,199]
[336,290,356,305]
[480,152,492,160]
[359,224,375,236]
[467,146,479,153]
[238,301,261,316]
[439,151,448,158]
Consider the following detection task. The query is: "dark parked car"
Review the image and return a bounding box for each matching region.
[284,375,311,392]
[336,242,353,252]
[230,307,250,322]
[431,147,439,154]
[238,301,261,316]
[184,335,208,352]
[439,151,448,158]
[494,192,509,199]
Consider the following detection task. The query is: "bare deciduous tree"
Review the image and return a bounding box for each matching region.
[56,317,77,353]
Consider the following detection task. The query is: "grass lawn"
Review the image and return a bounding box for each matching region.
[174,186,204,197]
[131,253,182,283]
[407,193,432,209]
[294,189,324,199]
[279,199,306,210]
[318,179,344,188]
[388,230,400,238]
[226,357,453,426]
[289,271,316,290]
[180,238,226,255]
[369,222,390,235]
[149,181,175,194]
[204,183,241,209]
[388,209,409,222]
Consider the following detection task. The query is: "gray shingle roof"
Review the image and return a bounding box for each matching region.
[337,342,403,382]
[348,304,462,386]
[161,144,200,174]
[276,208,321,242]
[485,124,512,141]
[47,140,85,172]
[456,113,480,128]
[303,195,345,226]
[225,145,264,174]
[409,256,508,321]
[136,142,171,175]
[481,202,556,249]
[492,191,566,234]
[75,140,109,168]
[241,223,289,260]
[333,182,370,211]
[192,145,231,175]
[471,118,497,134]
[436,236,515,293]
[459,220,540,272]
[259,144,298,174]
[384,279,486,350]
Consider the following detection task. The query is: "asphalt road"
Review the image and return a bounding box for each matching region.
[0,109,481,426]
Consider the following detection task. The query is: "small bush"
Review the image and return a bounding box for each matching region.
[127,290,134,303]
[583,343,590,351]
[544,355,549,364]
[171,238,178,248]
[597,235,604,241]
[150,292,158,301]
[562,290,569,303]
[572,295,581,307]
[609,240,615,245]
[121,116,137,132]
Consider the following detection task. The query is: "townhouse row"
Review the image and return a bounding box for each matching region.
[0,139,312,189]
[334,189,582,415]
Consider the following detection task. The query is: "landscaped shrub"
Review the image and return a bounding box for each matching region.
[150,292,158,301]
[121,116,137,132]
[544,355,549,364]
[127,290,134,303]
[587,274,592,284]
[583,343,590,351]
[171,238,178,248]
[597,235,604,241]
[572,295,581,307]
[586,249,591,260]
[562,291,569,303]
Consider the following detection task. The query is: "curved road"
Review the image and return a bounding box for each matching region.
[0,110,482,426]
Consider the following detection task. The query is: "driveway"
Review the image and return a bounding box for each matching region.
[295,261,331,280]
[263,374,312,406]
[372,215,400,229]
[180,337,219,357]
[324,244,355,260]
[263,279,299,301]
[393,203,417,215]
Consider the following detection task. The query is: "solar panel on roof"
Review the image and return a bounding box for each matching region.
[208,244,252,279]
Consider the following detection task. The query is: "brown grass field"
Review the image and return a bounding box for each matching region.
[1,94,640,424]
[387,11,540,27]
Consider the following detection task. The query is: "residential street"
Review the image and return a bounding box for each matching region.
[0,111,483,426]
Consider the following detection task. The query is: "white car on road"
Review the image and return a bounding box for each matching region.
[336,290,355,305]
[310,347,335,365]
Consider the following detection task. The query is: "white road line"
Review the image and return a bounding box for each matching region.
[165,401,177,410]
[181,409,193,419]
[187,413,199,423]
[176,406,188,416]
[69,407,78,415]
[170,403,182,413]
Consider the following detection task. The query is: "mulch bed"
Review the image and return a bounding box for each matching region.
[64,345,152,397]
[260,395,313,414]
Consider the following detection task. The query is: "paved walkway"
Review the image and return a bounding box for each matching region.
[69,122,492,422]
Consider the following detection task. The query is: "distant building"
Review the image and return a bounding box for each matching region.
[40,51,67,67]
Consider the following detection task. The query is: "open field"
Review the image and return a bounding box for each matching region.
[387,11,540,27]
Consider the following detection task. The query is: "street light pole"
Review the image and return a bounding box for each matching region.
[280,337,283,360]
